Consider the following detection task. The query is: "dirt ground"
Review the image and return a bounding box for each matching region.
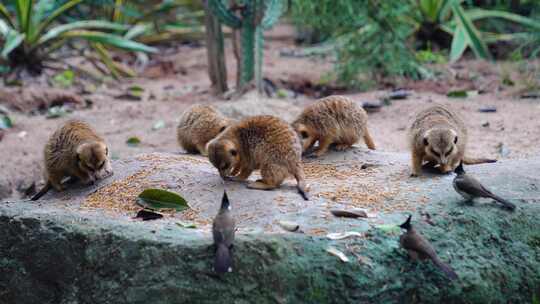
[1,24,539,199]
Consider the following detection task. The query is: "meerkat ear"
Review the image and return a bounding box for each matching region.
[76,143,90,159]
[423,137,429,146]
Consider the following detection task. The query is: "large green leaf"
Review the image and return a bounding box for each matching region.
[419,0,441,23]
[136,189,189,211]
[60,30,158,53]
[1,29,25,58]
[0,3,15,28]
[451,2,491,60]
[449,25,467,62]
[37,20,129,46]
[33,0,83,41]
[15,0,32,34]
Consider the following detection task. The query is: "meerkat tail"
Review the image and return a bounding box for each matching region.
[462,156,497,165]
[294,168,309,201]
[31,182,52,201]
[488,193,516,211]
[431,255,458,280]
[363,128,376,150]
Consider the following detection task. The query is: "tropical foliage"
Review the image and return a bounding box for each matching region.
[0,0,158,76]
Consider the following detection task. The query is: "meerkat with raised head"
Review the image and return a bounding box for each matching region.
[207,115,309,200]
[292,95,376,158]
[31,120,113,200]
[177,104,231,156]
[408,104,496,177]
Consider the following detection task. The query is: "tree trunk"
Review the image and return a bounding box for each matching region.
[203,1,228,95]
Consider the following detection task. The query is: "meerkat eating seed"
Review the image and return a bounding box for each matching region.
[31,120,113,200]
[292,95,376,158]
[207,115,309,200]
[177,105,231,156]
[408,104,496,177]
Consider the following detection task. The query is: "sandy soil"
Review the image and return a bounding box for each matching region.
[1,24,539,199]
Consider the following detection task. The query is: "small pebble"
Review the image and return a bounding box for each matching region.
[478,106,497,113]
[362,100,383,113]
[481,121,490,127]
[388,89,412,100]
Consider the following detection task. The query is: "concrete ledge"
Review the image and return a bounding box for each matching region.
[1,151,539,303]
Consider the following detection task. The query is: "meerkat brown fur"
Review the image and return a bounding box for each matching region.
[177,105,231,156]
[408,104,496,176]
[292,95,376,157]
[31,120,113,200]
[207,115,309,200]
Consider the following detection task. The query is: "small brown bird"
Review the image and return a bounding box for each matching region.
[399,215,458,280]
[453,161,516,211]
[212,191,236,273]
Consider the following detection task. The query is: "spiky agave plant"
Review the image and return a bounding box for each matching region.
[0,0,156,76]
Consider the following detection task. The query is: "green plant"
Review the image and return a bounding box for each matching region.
[291,1,424,86]
[0,0,156,76]
[207,0,285,91]
[413,0,540,62]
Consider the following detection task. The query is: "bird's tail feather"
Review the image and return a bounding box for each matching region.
[489,193,516,210]
[214,243,232,273]
[432,256,458,280]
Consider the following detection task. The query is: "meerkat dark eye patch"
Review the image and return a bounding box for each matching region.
[97,161,105,170]
[219,126,226,133]
[301,131,309,139]
[445,146,453,157]
[230,149,237,157]
[423,138,429,146]
[454,136,458,144]
[105,147,109,156]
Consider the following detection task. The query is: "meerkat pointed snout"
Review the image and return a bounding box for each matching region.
[453,162,516,211]
[409,104,496,177]
[207,115,309,200]
[31,120,113,201]
[399,215,458,280]
[177,104,232,156]
[292,95,376,158]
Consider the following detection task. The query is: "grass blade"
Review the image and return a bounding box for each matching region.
[0,3,15,28]
[91,42,121,79]
[34,0,83,41]
[465,9,540,31]
[60,30,158,53]
[451,2,491,60]
[1,30,25,59]
[37,20,129,46]
[450,25,467,62]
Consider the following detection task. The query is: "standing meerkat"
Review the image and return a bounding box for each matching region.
[31,120,113,200]
[207,115,309,200]
[408,104,496,177]
[292,95,376,158]
[177,104,231,156]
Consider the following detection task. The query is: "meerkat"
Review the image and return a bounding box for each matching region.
[31,120,113,200]
[291,95,376,158]
[408,104,496,177]
[177,105,231,156]
[207,115,309,200]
